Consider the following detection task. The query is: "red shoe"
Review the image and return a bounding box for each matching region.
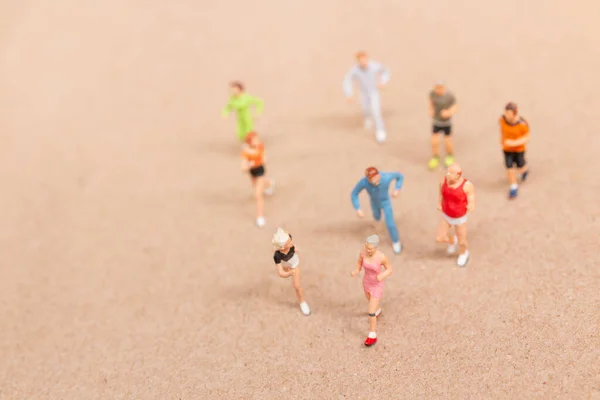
[364,336,377,346]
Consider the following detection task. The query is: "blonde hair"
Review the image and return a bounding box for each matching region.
[365,234,379,246]
[272,227,290,249]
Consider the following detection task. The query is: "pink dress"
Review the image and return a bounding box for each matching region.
[362,252,385,299]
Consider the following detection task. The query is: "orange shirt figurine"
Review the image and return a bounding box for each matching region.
[240,132,275,227]
[499,102,530,199]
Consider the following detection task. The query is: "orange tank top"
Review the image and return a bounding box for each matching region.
[241,144,264,168]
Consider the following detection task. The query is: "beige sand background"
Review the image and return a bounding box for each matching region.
[0,0,599,399]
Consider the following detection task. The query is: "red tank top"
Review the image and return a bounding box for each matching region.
[441,178,468,218]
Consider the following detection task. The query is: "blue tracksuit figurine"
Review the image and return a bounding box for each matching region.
[351,167,404,254]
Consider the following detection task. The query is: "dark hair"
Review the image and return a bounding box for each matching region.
[230,81,245,91]
[505,102,518,113]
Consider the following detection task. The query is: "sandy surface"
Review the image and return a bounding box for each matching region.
[0,0,599,399]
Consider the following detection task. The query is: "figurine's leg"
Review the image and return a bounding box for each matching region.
[291,266,305,303]
[435,217,452,243]
[367,295,380,334]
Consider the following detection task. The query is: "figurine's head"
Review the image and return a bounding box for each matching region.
[356,51,369,69]
[244,131,259,147]
[504,102,518,122]
[230,81,244,96]
[433,81,446,96]
[365,166,380,185]
[272,227,291,250]
[364,234,379,256]
[446,163,463,184]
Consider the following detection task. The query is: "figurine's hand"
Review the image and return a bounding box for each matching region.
[467,203,474,212]
[289,270,297,277]
[345,95,354,103]
[356,209,364,218]
[437,204,442,211]
[351,270,359,278]
[440,109,450,119]
[376,273,384,282]
[391,190,400,198]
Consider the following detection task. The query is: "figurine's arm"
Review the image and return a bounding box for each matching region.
[377,256,393,281]
[343,67,357,98]
[351,252,364,277]
[248,95,264,115]
[376,62,391,85]
[221,99,234,117]
[464,181,475,212]
[350,179,366,210]
[275,261,293,278]
[437,177,445,211]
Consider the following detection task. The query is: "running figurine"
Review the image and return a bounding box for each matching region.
[222,81,264,142]
[351,234,393,346]
[240,132,274,227]
[499,102,530,199]
[436,164,475,267]
[343,51,390,143]
[351,166,404,254]
[272,228,311,316]
[428,81,458,169]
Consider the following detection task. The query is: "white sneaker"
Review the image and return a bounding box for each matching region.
[392,242,402,254]
[364,117,373,130]
[299,301,311,316]
[457,250,470,267]
[447,236,458,255]
[256,216,266,227]
[375,130,386,143]
[264,180,275,196]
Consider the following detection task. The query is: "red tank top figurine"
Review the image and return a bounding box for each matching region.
[441,178,468,218]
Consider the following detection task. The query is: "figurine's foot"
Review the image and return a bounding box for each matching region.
[264,180,275,196]
[428,156,440,170]
[256,216,266,227]
[392,242,402,254]
[299,301,311,316]
[457,250,470,267]
[509,186,518,199]
[364,117,373,130]
[375,130,386,143]
[364,332,377,346]
[444,154,455,167]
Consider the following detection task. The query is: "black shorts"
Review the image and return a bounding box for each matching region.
[432,124,452,136]
[249,165,265,177]
[503,151,526,169]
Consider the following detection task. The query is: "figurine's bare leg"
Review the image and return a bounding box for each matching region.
[253,176,266,218]
[436,218,452,243]
[455,223,468,254]
[368,296,380,333]
[363,291,371,301]
[291,266,305,304]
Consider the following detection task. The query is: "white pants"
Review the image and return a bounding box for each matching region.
[442,212,467,226]
[360,91,384,131]
[283,254,300,269]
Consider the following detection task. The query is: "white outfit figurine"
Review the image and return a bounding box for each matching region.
[343,51,391,143]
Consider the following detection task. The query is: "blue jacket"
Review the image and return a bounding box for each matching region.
[351,172,404,210]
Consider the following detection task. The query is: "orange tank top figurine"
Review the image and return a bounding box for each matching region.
[241,143,264,169]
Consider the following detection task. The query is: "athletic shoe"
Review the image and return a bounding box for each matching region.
[364,118,373,130]
[457,250,470,267]
[520,170,529,182]
[447,236,458,255]
[509,187,518,199]
[375,130,386,143]
[428,156,440,170]
[299,301,311,316]
[264,180,275,196]
[392,242,402,254]
[364,336,377,346]
[444,154,455,167]
[256,216,266,227]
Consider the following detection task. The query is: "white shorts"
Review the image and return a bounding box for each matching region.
[283,254,300,269]
[442,212,467,226]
